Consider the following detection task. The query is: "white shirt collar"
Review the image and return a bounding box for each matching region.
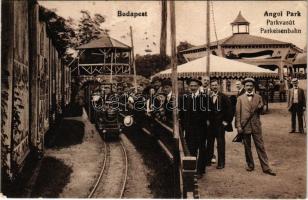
[167,92,172,100]
[192,91,199,97]
[211,91,219,96]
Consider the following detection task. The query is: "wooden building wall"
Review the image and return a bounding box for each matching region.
[1,0,30,179]
[1,0,71,179]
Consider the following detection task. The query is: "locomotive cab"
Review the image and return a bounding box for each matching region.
[95,100,122,140]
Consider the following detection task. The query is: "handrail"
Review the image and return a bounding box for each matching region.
[118,105,198,198]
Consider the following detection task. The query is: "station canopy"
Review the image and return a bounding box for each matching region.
[154,55,278,78]
[76,34,131,50]
[293,52,307,66]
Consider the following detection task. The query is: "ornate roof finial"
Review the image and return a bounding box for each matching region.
[231,11,250,25]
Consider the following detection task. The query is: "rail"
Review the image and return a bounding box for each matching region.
[120,107,199,198]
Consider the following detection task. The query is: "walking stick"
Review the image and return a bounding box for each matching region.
[303,111,306,128]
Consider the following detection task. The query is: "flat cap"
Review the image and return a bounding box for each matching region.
[243,77,255,84]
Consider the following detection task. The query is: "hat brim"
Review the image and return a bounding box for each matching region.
[186,79,202,85]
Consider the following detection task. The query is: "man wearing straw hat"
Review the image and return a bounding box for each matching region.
[235,78,276,176]
[287,78,306,134]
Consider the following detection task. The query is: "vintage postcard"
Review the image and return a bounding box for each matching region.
[1,0,307,198]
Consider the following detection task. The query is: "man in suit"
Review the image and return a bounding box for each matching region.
[179,78,207,178]
[199,76,211,94]
[198,76,217,164]
[161,79,173,124]
[151,76,163,94]
[207,79,233,169]
[229,80,246,117]
[287,78,306,133]
[236,80,246,97]
[235,78,276,176]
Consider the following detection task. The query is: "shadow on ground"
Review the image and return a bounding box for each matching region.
[31,156,72,198]
[62,102,83,117]
[2,154,40,197]
[45,119,85,148]
[124,125,175,198]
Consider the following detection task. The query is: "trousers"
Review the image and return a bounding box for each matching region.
[242,133,270,171]
[185,128,207,174]
[290,103,304,132]
[206,124,225,166]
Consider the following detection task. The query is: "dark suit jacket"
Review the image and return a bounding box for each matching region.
[287,87,306,111]
[208,92,233,131]
[179,93,207,140]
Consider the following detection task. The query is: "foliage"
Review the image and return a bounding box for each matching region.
[176,41,195,65]
[135,54,171,78]
[73,10,108,46]
[39,6,75,63]
[39,6,108,65]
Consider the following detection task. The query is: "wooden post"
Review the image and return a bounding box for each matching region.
[160,0,168,56]
[170,0,179,139]
[103,49,106,64]
[206,0,210,77]
[110,51,113,83]
[29,1,39,150]
[279,58,283,80]
[170,2,182,197]
[130,26,138,93]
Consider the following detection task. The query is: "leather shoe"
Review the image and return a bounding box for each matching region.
[216,165,224,169]
[263,169,276,176]
[289,130,295,133]
[246,166,254,171]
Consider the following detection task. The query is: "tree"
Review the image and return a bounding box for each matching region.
[74,10,108,46]
[135,54,170,78]
[177,41,195,64]
[160,0,167,56]
[39,6,76,63]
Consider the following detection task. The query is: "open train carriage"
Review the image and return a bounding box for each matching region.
[1,0,31,180]
[1,0,71,181]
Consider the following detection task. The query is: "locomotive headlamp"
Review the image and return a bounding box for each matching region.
[123,115,134,127]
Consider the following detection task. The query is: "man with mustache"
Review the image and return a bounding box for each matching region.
[235,78,276,176]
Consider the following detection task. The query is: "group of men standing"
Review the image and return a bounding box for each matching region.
[179,76,276,179]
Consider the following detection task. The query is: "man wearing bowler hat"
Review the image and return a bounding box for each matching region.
[179,78,207,178]
[235,77,276,176]
[287,78,306,134]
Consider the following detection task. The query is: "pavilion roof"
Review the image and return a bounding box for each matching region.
[76,35,131,50]
[154,54,277,79]
[180,34,301,53]
[293,52,307,65]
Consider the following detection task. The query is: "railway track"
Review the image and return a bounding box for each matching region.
[88,136,128,198]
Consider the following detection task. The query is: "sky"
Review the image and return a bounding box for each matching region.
[39,1,307,55]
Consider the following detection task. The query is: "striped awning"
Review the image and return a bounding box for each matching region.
[154,55,278,79]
